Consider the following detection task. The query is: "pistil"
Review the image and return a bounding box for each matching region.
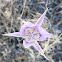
[25,28,40,43]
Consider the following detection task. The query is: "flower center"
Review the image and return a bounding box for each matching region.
[24,27,40,43]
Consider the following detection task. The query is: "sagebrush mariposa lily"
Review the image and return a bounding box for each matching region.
[2,8,53,60]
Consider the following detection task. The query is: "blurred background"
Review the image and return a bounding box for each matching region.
[0,0,62,62]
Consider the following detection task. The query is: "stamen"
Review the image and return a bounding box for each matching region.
[25,28,40,43]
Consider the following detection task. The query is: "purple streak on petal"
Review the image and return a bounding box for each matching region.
[37,27,53,41]
[32,41,49,60]
[37,35,46,41]
[37,34,53,41]
[35,8,48,26]
[23,40,34,48]
[2,32,23,37]
[20,21,35,35]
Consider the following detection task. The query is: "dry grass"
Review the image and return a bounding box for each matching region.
[0,0,62,62]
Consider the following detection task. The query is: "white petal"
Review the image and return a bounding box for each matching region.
[35,8,48,26]
[23,40,34,48]
[2,32,23,37]
[32,41,49,60]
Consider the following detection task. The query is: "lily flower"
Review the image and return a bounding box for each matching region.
[2,8,53,60]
